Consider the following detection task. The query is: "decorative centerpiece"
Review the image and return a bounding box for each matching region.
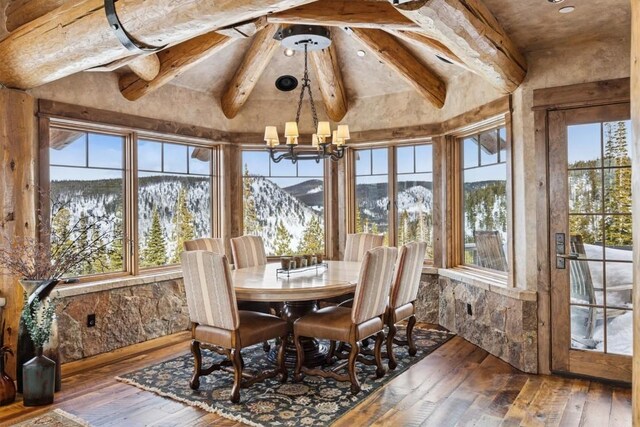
[21,297,56,406]
[0,196,113,395]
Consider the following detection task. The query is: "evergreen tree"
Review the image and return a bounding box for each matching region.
[243,165,260,235]
[142,207,167,267]
[77,213,92,275]
[273,220,293,255]
[355,205,363,233]
[51,207,72,255]
[398,210,410,245]
[297,216,324,254]
[604,121,632,246]
[109,210,124,271]
[90,232,109,273]
[171,188,195,263]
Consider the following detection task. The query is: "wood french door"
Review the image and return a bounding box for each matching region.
[549,103,633,382]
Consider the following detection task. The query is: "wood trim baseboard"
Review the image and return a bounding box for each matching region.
[61,331,190,378]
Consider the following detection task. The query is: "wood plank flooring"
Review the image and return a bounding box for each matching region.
[0,325,631,426]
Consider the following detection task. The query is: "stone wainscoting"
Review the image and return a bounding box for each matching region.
[438,273,538,373]
[415,273,440,324]
[54,275,189,363]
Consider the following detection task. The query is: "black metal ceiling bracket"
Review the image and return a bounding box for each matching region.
[104,0,166,53]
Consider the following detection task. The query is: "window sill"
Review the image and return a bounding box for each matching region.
[438,267,536,301]
[421,266,439,275]
[54,270,183,299]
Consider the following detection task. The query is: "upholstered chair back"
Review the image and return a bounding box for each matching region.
[344,233,385,262]
[389,242,427,309]
[230,235,268,269]
[351,246,398,324]
[184,237,225,255]
[181,251,239,330]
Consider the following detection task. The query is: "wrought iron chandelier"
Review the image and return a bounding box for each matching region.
[264,26,350,164]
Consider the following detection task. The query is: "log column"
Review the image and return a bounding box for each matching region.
[631,0,639,424]
[0,89,37,378]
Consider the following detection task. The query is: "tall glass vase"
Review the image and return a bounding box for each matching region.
[22,347,55,406]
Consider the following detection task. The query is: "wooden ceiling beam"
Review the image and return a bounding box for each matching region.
[119,32,235,101]
[393,0,527,93]
[126,54,161,81]
[221,25,280,119]
[310,34,349,122]
[387,30,472,73]
[0,0,315,90]
[4,0,67,31]
[267,0,419,30]
[350,28,446,109]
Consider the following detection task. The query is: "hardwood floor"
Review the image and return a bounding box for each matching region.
[1,325,631,427]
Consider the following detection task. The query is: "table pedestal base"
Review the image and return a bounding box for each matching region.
[267,300,327,368]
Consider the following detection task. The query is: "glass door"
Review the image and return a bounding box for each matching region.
[549,103,633,382]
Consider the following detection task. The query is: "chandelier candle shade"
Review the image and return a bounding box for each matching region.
[265,25,350,163]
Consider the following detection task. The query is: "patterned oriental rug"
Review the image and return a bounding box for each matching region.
[11,409,91,426]
[117,328,454,427]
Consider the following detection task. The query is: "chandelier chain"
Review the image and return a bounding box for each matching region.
[294,45,319,130]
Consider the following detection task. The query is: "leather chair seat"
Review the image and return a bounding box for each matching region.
[390,302,415,324]
[294,306,383,342]
[195,311,288,348]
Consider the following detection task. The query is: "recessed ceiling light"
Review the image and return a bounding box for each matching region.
[547,0,565,3]
[283,48,295,57]
[356,50,366,57]
[559,6,575,13]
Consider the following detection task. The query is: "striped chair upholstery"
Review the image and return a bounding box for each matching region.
[230,235,268,269]
[389,242,427,309]
[181,251,239,330]
[344,233,384,262]
[351,246,398,324]
[184,237,225,255]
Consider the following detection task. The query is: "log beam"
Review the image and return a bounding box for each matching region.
[267,0,419,30]
[221,25,279,119]
[350,28,446,109]
[387,30,471,73]
[5,0,67,31]
[126,54,161,81]
[119,32,235,101]
[215,17,267,38]
[0,0,314,90]
[310,35,349,122]
[393,0,526,93]
[631,1,639,424]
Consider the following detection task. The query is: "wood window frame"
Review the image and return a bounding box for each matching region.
[37,102,222,283]
[449,116,514,286]
[237,145,332,260]
[346,138,435,264]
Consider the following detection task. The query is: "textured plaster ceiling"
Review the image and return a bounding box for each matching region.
[169,0,630,101]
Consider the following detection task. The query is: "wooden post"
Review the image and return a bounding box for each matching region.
[0,88,37,379]
[631,0,639,423]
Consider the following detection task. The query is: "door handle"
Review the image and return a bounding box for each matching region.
[556,253,579,260]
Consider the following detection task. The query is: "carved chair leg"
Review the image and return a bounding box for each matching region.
[189,340,202,390]
[361,337,371,349]
[387,323,398,370]
[263,340,271,352]
[326,340,336,364]
[348,340,362,395]
[293,334,305,382]
[407,315,417,356]
[374,331,386,378]
[278,334,288,383]
[230,347,242,403]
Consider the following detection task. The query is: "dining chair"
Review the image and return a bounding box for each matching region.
[181,251,288,403]
[184,237,225,254]
[343,233,385,262]
[184,236,273,352]
[293,246,398,394]
[386,241,427,369]
[230,235,268,269]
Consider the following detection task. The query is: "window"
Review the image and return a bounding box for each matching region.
[352,143,434,260]
[47,124,218,279]
[137,139,213,268]
[242,151,325,256]
[461,126,509,272]
[49,129,126,276]
[396,144,434,259]
[354,148,389,242]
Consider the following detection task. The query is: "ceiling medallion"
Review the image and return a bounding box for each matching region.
[264,26,349,164]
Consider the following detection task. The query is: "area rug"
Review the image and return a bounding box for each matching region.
[116,328,454,427]
[10,408,91,427]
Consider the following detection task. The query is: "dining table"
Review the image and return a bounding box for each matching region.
[232,260,361,367]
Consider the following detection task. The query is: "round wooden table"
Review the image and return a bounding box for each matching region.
[232,260,360,367]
